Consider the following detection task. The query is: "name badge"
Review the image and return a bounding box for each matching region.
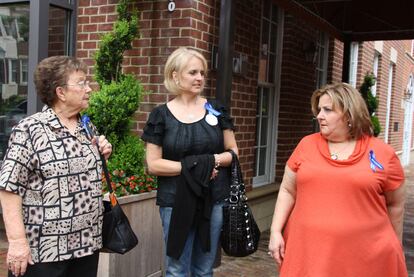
[204,102,221,126]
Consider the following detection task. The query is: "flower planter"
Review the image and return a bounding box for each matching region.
[97,191,164,277]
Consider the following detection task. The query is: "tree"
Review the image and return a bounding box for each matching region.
[85,0,155,195]
[359,73,381,136]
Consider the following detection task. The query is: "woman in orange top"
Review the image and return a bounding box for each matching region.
[268,83,408,277]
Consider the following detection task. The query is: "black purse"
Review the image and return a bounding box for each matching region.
[81,115,138,254]
[221,150,261,257]
[101,179,138,254]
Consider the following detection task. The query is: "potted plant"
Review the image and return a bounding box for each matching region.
[86,1,163,276]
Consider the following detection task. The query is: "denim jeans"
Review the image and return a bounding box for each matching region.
[159,202,224,277]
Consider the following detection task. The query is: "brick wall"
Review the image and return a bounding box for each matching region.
[356,41,411,151]
[76,0,262,187]
[75,0,414,188]
[327,38,343,84]
[275,13,319,180]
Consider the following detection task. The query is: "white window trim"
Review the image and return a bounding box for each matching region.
[384,63,394,143]
[349,42,359,87]
[372,52,380,97]
[252,6,284,187]
[316,32,329,89]
[19,58,27,85]
[8,59,17,84]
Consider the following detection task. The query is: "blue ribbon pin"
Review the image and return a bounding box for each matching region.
[369,150,384,172]
[81,114,94,140]
[204,102,221,116]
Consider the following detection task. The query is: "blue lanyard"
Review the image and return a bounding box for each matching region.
[204,102,221,116]
[369,150,384,172]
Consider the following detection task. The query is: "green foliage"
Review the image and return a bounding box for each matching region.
[0,95,26,114]
[86,0,152,196]
[359,73,381,136]
[94,0,139,85]
[371,115,381,137]
[107,134,145,177]
[86,75,143,145]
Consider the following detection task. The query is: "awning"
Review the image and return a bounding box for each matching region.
[274,0,414,41]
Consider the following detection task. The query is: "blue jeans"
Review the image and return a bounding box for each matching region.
[159,202,224,277]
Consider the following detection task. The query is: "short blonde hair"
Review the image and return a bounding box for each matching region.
[311,83,373,139]
[163,47,208,94]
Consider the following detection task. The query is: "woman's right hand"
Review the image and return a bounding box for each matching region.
[268,231,285,268]
[7,238,33,276]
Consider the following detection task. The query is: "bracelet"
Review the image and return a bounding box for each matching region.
[214,154,221,169]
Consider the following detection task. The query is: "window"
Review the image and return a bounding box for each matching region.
[384,63,395,143]
[349,42,359,87]
[315,32,329,89]
[20,58,27,84]
[254,0,282,186]
[372,52,380,97]
[0,1,77,161]
[8,59,18,83]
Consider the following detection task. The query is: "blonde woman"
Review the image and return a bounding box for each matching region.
[142,47,238,277]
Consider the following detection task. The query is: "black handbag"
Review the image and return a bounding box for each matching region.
[81,115,138,254]
[101,185,138,254]
[221,150,261,257]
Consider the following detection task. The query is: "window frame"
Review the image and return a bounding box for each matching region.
[253,2,284,187]
[315,31,329,89]
[348,42,359,87]
[19,57,27,85]
[0,0,77,115]
[372,52,380,97]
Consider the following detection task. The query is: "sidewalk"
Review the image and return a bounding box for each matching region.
[0,153,413,277]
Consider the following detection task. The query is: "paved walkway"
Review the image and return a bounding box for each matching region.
[0,154,413,277]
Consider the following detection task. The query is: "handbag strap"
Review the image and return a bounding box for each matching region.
[227,150,247,204]
[99,150,118,207]
[83,122,118,207]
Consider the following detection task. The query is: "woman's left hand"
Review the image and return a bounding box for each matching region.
[7,238,33,277]
[93,135,112,160]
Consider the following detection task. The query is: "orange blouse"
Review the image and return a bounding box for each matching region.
[280,133,407,277]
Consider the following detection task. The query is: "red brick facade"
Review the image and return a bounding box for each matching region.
[75,0,414,188]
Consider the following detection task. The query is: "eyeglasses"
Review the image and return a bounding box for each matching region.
[64,80,90,90]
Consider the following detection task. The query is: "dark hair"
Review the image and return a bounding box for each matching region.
[34,56,87,106]
[311,82,373,139]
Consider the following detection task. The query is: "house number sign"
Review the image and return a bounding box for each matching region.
[168,1,176,12]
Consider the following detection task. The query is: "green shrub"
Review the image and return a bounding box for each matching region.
[359,73,381,136]
[108,134,145,177]
[85,0,154,196]
[371,115,381,137]
[86,75,144,147]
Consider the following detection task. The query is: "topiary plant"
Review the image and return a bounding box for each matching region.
[85,0,155,195]
[359,73,381,136]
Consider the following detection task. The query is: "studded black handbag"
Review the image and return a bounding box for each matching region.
[221,150,261,257]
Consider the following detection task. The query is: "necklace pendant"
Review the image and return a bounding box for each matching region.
[330,153,338,160]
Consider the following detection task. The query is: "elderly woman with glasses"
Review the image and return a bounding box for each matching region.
[0,56,112,277]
